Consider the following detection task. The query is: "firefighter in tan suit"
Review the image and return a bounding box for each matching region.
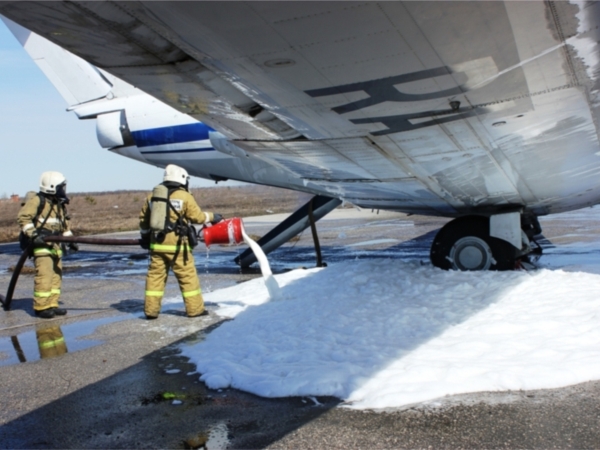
[139,164,223,319]
[17,171,76,319]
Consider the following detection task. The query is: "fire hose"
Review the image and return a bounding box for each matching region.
[1,235,141,311]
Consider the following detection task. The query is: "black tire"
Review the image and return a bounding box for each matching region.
[430,215,517,271]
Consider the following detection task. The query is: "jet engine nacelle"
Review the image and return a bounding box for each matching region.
[96,110,129,148]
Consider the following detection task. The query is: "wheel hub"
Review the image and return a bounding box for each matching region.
[449,236,494,271]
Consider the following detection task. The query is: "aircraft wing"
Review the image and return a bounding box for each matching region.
[2,1,600,217]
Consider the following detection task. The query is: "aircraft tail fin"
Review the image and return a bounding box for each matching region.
[2,16,112,107]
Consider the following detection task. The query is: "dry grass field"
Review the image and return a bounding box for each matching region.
[0,185,311,243]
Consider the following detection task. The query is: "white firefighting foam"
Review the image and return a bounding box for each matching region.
[177,241,600,410]
[240,223,281,300]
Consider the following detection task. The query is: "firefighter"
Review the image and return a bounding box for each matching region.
[139,164,223,319]
[17,171,77,319]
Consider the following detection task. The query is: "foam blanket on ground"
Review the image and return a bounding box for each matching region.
[178,258,600,410]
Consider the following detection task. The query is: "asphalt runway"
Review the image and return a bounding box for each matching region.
[1,209,600,449]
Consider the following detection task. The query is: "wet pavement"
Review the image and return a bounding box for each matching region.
[1,209,600,449]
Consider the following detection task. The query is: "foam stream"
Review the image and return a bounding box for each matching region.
[240,225,281,299]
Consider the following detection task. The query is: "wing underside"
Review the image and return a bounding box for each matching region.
[2,1,600,216]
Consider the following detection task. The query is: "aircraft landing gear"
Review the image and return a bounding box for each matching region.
[430,215,518,271]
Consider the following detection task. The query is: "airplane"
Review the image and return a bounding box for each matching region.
[1,1,599,272]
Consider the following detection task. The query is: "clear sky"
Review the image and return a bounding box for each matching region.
[0,20,221,197]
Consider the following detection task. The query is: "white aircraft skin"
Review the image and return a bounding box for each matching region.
[2,1,600,271]
[2,16,312,199]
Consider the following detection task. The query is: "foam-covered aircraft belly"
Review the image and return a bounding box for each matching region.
[2,1,600,271]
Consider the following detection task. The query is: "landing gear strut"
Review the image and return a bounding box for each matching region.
[430,215,518,271]
[235,195,341,268]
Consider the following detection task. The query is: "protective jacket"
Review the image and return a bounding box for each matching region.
[139,184,214,317]
[139,185,214,252]
[18,193,72,253]
[17,194,71,312]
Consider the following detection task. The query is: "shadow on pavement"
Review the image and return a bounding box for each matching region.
[0,228,438,449]
[0,328,341,449]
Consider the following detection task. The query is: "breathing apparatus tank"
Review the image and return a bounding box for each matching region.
[149,184,169,233]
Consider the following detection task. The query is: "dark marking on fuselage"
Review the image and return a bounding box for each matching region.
[305,66,463,114]
[305,66,479,135]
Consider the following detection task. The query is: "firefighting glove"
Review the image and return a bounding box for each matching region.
[32,229,51,246]
[140,233,151,250]
[212,213,224,224]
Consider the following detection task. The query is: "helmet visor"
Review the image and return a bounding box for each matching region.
[56,182,69,204]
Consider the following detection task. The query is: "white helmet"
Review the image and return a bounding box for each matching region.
[39,171,67,195]
[163,164,189,185]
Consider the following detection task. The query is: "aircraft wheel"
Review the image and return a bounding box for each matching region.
[430,216,517,271]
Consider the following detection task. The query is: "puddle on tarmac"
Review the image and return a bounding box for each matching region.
[0,315,130,366]
[3,234,433,279]
[183,422,229,450]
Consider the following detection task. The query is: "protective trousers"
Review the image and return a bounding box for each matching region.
[33,252,62,312]
[144,250,204,317]
[36,325,67,359]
